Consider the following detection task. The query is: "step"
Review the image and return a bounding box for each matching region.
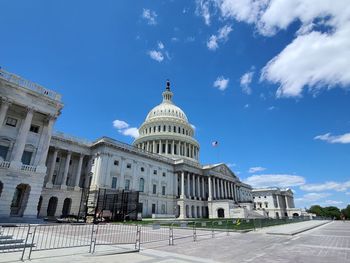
[0,235,13,239]
[0,243,34,251]
[0,239,25,245]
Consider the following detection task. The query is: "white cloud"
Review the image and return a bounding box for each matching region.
[158,41,164,50]
[112,119,139,139]
[198,0,350,98]
[142,8,157,25]
[190,124,196,130]
[120,127,139,139]
[268,106,276,110]
[196,0,212,25]
[248,166,266,173]
[171,37,179,42]
[314,132,350,144]
[148,50,164,62]
[207,25,232,50]
[244,104,249,109]
[240,70,254,95]
[113,120,129,130]
[300,180,350,192]
[323,200,343,205]
[346,192,350,195]
[227,163,236,168]
[245,174,306,188]
[213,76,229,91]
[295,192,331,202]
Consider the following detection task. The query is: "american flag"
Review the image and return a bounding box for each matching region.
[212,141,219,147]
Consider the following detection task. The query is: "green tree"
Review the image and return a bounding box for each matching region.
[341,205,350,219]
[308,205,324,216]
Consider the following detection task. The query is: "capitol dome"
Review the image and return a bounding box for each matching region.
[133,81,200,162]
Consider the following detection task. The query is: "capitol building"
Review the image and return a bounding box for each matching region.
[0,68,301,221]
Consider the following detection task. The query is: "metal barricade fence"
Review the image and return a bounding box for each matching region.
[28,224,95,259]
[0,224,30,260]
[91,223,140,253]
[140,224,170,245]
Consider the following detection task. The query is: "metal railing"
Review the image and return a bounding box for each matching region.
[0,224,31,260]
[0,217,314,261]
[27,224,95,259]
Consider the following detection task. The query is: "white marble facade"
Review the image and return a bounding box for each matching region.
[0,69,255,220]
[252,188,302,218]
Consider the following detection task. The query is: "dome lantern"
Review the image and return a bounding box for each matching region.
[162,80,173,103]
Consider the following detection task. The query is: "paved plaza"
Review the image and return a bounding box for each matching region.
[1,220,349,263]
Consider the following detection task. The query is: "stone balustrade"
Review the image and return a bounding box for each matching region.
[0,69,61,101]
[0,160,10,169]
[21,164,37,173]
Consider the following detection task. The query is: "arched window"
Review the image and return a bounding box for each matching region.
[139,178,145,192]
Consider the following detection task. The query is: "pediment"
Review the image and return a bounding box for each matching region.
[209,163,237,179]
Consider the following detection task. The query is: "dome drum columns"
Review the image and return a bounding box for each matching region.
[136,139,199,161]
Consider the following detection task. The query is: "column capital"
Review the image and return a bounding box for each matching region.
[1,97,12,106]
[25,106,36,114]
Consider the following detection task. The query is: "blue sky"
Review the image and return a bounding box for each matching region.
[1,0,349,208]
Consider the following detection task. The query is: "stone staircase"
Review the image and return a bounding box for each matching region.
[0,226,32,252]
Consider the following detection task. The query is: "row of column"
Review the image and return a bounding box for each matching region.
[0,97,56,168]
[208,176,239,201]
[137,140,199,160]
[179,171,206,200]
[46,148,86,190]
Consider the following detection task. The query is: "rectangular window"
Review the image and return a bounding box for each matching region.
[152,204,156,214]
[152,184,157,194]
[111,177,118,189]
[141,167,145,172]
[56,157,60,163]
[162,144,166,153]
[153,170,157,175]
[5,117,17,127]
[29,124,40,133]
[127,163,131,169]
[161,204,166,214]
[0,145,9,161]
[162,186,166,195]
[125,179,130,191]
[21,151,32,165]
[162,172,166,177]
[114,160,119,166]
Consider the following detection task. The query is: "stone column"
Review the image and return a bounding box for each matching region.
[192,145,195,159]
[159,140,162,153]
[180,171,185,199]
[213,177,216,199]
[197,176,201,200]
[74,154,84,191]
[201,177,205,199]
[192,174,195,199]
[36,115,56,172]
[208,177,212,201]
[220,179,224,199]
[46,148,58,188]
[0,98,11,127]
[172,140,175,155]
[165,140,168,154]
[10,107,34,166]
[153,141,156,153]
[285,196,289,209]
[174,172,178,196]
[187,172,190,198]
[61,151,72,189]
